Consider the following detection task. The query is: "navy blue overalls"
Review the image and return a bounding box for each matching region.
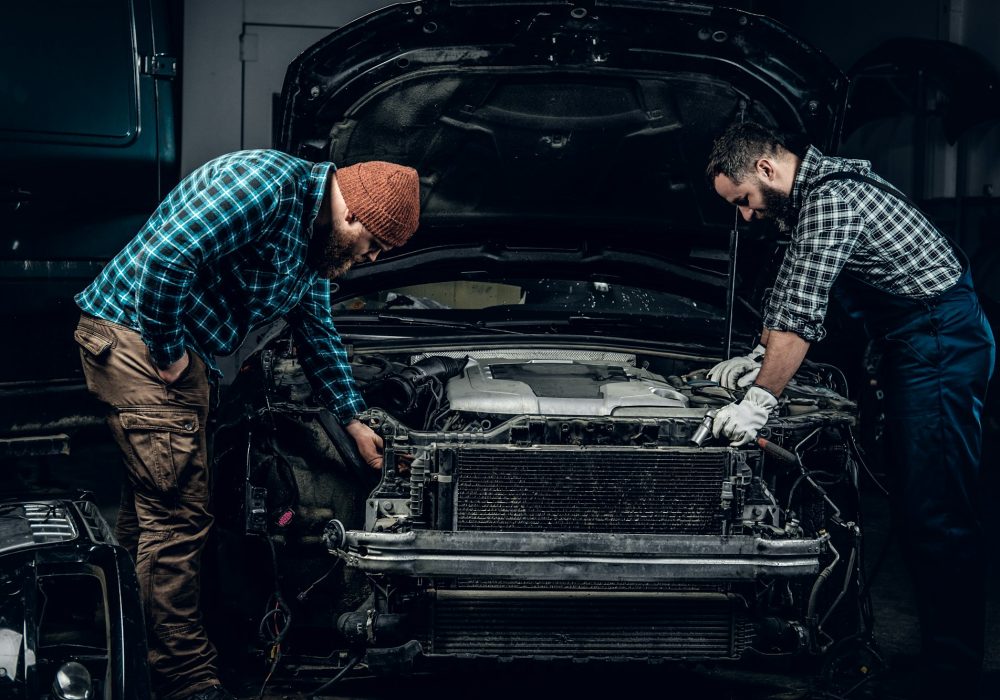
[820,172,996,695]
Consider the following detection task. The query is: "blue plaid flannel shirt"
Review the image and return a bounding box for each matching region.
[763,146,961,342]
[75,149,366,423]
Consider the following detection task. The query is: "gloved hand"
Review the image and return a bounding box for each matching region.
[712,385,778,446]
[707,344,766,389]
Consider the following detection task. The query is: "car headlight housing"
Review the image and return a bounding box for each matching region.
[51,661,92,700]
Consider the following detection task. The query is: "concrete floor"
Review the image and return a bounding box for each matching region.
[8,426,999,700]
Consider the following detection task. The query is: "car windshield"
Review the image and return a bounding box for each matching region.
[333,278,724,320]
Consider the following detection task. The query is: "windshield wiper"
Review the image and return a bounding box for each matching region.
[374,313,523,335]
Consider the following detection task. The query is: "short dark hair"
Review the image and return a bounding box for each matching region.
[705,121,787,184]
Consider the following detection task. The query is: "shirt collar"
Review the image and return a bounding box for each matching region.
[789,145,824,210]
[306,161,335,228]
[304,161,335,284]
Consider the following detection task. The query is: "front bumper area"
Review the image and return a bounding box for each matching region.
[331,530,828,581]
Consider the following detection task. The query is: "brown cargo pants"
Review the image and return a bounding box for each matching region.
[74,314,219,699]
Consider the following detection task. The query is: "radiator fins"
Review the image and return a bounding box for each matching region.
[452,448,729,534]
[429,594,751,660]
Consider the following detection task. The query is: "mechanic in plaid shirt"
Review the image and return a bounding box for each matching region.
[705,122,994,699]
[73,150,420,700]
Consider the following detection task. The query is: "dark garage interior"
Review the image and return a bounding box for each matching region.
[2,1,999,699]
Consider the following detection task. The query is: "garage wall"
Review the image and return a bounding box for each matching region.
[181,0,393,175]
[958,0,1000,200]
[766,0,999,199]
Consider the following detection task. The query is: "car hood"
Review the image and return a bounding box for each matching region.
[277,0,847,242]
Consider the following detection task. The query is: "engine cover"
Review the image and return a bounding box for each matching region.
[445,358,688,416]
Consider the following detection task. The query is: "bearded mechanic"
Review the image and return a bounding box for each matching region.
[73,150,420,700]
[704,122,994,698]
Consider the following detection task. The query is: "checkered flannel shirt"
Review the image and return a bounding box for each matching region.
[763,146,961,342]
[75,149,366,423]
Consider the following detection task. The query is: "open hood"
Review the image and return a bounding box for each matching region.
[277,0,847,240]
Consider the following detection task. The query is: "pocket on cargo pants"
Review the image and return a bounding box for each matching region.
[74,319,116,401]
[117,407,202,497]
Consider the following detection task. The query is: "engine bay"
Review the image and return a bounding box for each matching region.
[212,339,867,675]
[265,343,855,433]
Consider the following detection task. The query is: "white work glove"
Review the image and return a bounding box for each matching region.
[712,386,778,447]
[707,344,766,389]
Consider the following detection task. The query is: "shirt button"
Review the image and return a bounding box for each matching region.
[184,422,194,431]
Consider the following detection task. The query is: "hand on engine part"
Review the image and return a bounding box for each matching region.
[712,385,778,446]
[707,343,766,389]
[396,453,414,474]
[345,420,384,470]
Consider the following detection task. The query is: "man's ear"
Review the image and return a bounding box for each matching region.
[755,158,777,182]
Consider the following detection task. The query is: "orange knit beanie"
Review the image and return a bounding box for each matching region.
[336,161,420,247]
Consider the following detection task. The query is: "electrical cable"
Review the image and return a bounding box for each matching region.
[303,651,364,698]
[257,536,292,699]
[817,633,886,700]
[257,596,284,700]
[800,361,851,399]
[422,377,445,429]
[268,438,302,512]
[845,425,889,497]
[838,425,893,614]
[296,560,342,603]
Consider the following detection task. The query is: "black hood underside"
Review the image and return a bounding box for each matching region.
[278,1,847,238]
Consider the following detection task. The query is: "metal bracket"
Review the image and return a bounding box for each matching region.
[141,54,177,79]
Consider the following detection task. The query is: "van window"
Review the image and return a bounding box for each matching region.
[0,0,137,141]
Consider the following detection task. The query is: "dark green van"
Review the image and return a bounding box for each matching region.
[0,0,180,451]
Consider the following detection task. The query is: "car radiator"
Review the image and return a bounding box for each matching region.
[406,446,752,659]
[428,590,751,660]
[434,446,733,535]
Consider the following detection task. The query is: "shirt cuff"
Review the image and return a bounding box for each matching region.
[331,400,365,426]
[762,313,826,343]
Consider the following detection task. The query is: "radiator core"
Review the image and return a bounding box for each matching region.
[448,447,731,535]
[429,592,750,660]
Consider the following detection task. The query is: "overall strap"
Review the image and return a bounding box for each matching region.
[809,170,967,269]
[811,171,918,210]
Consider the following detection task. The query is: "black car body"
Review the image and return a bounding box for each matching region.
[208,0,868,687]
[0,497,149,699]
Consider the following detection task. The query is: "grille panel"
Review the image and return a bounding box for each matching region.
[26,503,78,543]
[453,448,729,534]
[430,595,749,659]
[0,502,78,555]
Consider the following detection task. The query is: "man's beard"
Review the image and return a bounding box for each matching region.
[308,217,357,279]
[758,181,797,232]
